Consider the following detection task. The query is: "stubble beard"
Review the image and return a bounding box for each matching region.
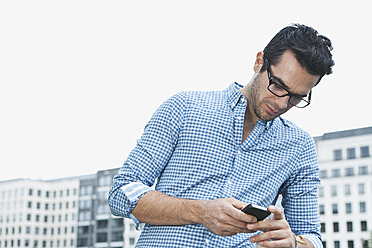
[249,76,276,122]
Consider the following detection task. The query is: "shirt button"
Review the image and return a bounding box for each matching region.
[227,180,232,185]
[236,116,242,120]
[205,239,210,244]
[237,150,241,155]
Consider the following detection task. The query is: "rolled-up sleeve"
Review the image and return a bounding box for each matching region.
[280,134,323,247]
[108,92,186,220]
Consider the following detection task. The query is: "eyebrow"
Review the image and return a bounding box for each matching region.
[272,75,308,98]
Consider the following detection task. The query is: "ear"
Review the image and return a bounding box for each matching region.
[253,52,264,73]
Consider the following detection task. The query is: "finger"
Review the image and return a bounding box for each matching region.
[268,206,285,220]
[226,198,258,223]
[250,229,291,242]
[247,218,290,232]
[257,239,294,248]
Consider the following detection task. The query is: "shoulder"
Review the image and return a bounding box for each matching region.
[168,89,226,111]
[273,117,314,145]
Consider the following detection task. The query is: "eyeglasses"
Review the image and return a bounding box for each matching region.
[265,59,311,108]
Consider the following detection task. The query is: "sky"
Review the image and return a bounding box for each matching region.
[1,0,371,181]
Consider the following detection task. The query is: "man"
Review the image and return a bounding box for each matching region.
[109,24,334,247]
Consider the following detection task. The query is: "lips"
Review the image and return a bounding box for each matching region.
[266,104,278,115]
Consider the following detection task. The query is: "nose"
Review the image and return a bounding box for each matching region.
[274,96,289,110]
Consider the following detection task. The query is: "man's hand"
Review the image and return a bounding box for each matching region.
[199,198,258,236]
[248,206,295,247]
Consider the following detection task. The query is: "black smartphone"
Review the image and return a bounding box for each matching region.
[241,204,271,221]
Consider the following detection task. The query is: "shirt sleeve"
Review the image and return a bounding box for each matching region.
[108,92,186,222]
[279,133,323,247]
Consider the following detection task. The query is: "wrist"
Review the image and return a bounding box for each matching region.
[186,199,207,225]
[292,233,308,247]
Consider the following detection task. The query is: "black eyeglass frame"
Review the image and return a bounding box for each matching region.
[265,59,312,108]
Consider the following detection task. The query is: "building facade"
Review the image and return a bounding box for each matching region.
[0,169,142,248]
[0,177,80,248]
[315,127,372,248]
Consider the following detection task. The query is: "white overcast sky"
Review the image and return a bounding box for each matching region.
[1,1,371,181]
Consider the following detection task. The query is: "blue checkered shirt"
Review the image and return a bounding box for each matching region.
[109,83,322,247]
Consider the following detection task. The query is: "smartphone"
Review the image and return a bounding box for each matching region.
[241,204,271,221]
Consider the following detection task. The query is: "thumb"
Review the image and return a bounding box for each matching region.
[268,206,285,220]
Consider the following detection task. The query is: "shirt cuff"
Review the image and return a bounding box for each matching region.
[120,182,153,230]
[129,213,142,231]
[301,234,323,248]
[120,182,153,203]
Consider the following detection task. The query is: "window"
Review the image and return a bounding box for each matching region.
[333,222,339,232]
[345,203,352,213]
[360,202,366,213]
[363,240,369,248]
[319,170,327,179]
[46,191,50,198]
[129,238,136,245]
[77,238,88,247]
[97,220,108,229]
[78,226,89,235]
[98,175,111,186]
[111,231,123,241]
[361,221,367,231]
[334,241,340,248]
[334,149,342,160]
[29,189,33,196]
[45,203,49,210]
[348,240,354,248]
[27,201,32,208]
[37,190,42,197]
[359,165,368,175]
[359,183,365,194]
[318,187,324,197]
[344,184,351,195]
[347,221,353,232]
[331,168,341,178]
[320,223,326,233]
[360,146,370,158]
[112,218,124,228]
[332,203,338,214]
[96,233,108,242]
[345,167,354,176]
[331,185,337,196]
[347,148,356,159]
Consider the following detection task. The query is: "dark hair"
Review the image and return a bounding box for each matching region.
[261,24,334,85]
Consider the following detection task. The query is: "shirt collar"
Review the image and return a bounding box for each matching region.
[226,82,244,110]
[225,82,275,131]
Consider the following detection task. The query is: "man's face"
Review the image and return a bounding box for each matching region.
[248,51,319,122]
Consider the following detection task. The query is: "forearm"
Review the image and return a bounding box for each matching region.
[131,190,206,225]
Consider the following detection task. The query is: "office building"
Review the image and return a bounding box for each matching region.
[0,177,80,248]
[315,127,372,248]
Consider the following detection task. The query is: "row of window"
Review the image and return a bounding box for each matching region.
[0,226,75,236]
[320,165,369,178]
[319,182,368,197]
[0,212,76,224]
[77,236,133,247]
[0,188,75,199]
[0,238,75,248]
[319,202,367,215]
[322,239,369,248]
[27,201,76,210]
[320,220,368,233]
[333,146,370,161]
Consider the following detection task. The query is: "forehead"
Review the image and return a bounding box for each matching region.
[269,51,319,94]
